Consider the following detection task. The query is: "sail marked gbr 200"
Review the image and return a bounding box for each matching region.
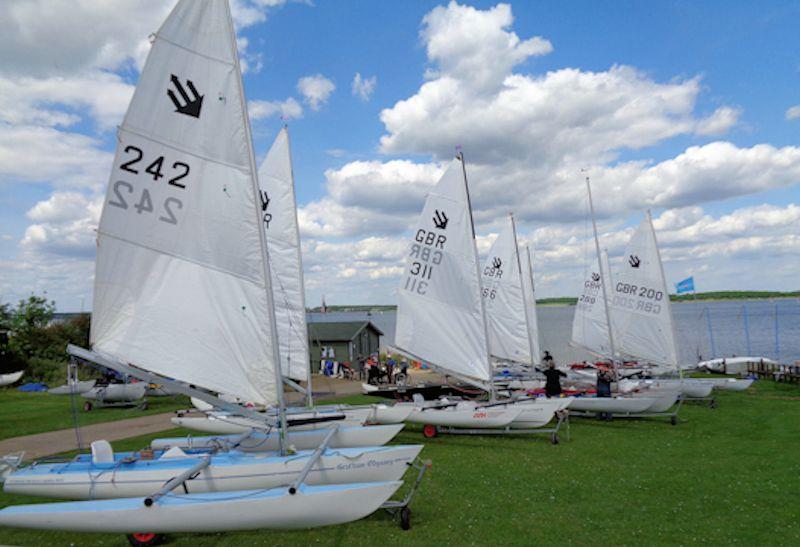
[107,75,202,226]
[404,209,448,295]
[612,254,664,314]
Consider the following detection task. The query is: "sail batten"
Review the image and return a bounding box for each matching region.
[91,0,278,405]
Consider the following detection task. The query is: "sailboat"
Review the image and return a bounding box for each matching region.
[478,214,570,427]
[0,0,406,532]
[171,127,411,436]
[567,178,677,414]
[393,155,523,429]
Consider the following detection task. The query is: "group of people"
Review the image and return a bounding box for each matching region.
[358,354,410,386]
[537,350,616,418]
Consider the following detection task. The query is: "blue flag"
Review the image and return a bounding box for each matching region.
[675,276,695,294]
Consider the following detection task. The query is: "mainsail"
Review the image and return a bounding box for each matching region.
[258,127,309,383]
[570,253,614,359]
[394,156,491,383]
[521,246,542,365]
[481,215,533,364]
[91,0,279,405]
[609,213,679,368]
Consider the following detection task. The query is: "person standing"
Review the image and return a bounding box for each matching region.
[596,365,614,420]
[356,354,366,381]
[536,362,566,398]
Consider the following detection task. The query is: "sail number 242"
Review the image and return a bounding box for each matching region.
[108,145,189,225]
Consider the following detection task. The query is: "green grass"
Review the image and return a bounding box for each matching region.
[1,382,799,545]
[0,390,190,440]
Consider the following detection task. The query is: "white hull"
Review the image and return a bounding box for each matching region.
[0,371,24,387]
[0,481,402,533]
[81,383,146,402]
[708,378,754,391]
[172,410,366,435]
[319,404,415,425]
[644,379,714,398]
[5,445,422,500]
[152,424,404,452]
[639,390,680,413]
[48,380,96,395]
[697,357,774,375]
[569,396,656,413]
[405,404,523,428]
[508,398,566,429]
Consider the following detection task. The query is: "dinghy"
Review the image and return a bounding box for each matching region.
[406,403,523,428]
[0,481,402,533]
[0,0,408,533]
[4,442,422,500]
[171,408,368,435]
[0,371,23,387]
[151,424,404,453]
[82,383,147,403]
[48,380,96,395]
[643,379,714,398]
[707,378,754,391]
[569,396,656,413]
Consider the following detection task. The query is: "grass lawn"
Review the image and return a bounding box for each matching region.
[0,381,798,545]
[0,389,190,440]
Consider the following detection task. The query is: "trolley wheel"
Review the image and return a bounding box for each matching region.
[126,532,165,546]
[670,415,677,426]
[422,424,438,438]
[400,506,411,530]
[709,400,718,409]
[83,401,93,412]
[550,433,559,445]
[141,401,149,410]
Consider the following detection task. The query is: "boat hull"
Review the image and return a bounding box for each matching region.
[81,383,146,402]
[151,424,404,452]
[48,380,97,395]
[569,396,656,413]
[509,398,568,429]
[0,481,402,532]
[708,378,754,391]
[645,379,714,398]
[4,445,422,500]
[405,405,523,428]
[0,371,24,387]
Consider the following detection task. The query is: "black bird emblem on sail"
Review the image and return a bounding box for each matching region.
[591,272,601,282]
[629,255,641,268]
[492,257,502,269]
[433,209,449,230]
[168,74,204,118]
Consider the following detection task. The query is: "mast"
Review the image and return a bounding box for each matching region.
[225,5,288,451]
[460,152,495,401]
[524,245,541,366]
[284,124,314,408]
[510,214,536,367]
[647,210,681,375]
[586,175,618,370]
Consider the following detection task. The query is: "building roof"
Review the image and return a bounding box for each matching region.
[307,321,383,342]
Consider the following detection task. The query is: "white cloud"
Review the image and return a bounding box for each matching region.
[21,192,102,258]
[249,97,303,120]
[351,73,377,101]
[297,74,335,111]
[695,106,741,136]
[786,105,800,121]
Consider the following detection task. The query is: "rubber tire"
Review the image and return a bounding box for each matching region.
[141,401,149,410]
[710,400,718,409]
[670,415,677,426]
[422,424,438,438]
[551,433,559,445]
[400,507,411,531]
[126,533,166,546]
[83,401,93,412]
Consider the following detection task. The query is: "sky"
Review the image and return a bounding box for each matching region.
[1,0,799,311]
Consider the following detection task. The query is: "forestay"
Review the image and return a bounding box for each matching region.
[521,246,542,365]
[395,157,491,382]
[91,0,278,405]
[258,128,309,382]
[609,214,678,368]
[481,216,532,364]
[571,254,613,359]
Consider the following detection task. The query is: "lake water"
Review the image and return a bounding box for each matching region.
[309,298,800,365]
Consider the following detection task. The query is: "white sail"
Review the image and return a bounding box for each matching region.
[258,127,309,383]
[481,216,531,364]
[394,157,490,383]
[521,246,542,365]
[91,0,278,405]
[609,214,679,368]
[570,254,613,358]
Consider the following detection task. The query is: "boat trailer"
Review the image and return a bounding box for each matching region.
[421,409,570,445]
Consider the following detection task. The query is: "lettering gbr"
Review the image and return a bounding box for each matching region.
[404,228,447,295]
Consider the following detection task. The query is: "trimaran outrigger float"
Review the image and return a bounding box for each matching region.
[0,0,423,535]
